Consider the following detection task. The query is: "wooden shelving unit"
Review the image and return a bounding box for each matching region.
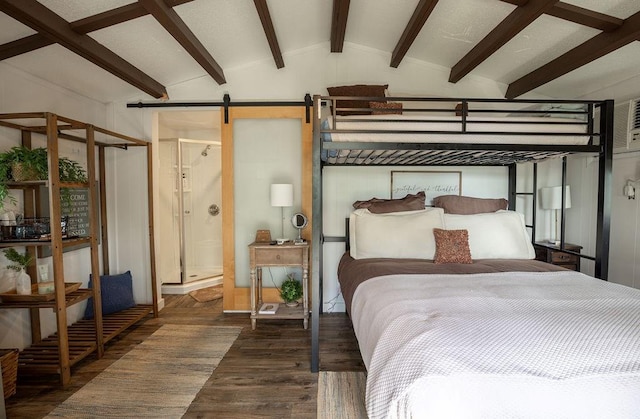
[0,112,158,385]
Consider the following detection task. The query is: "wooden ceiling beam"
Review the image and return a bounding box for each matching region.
[0,0,167,98]
[253,0,284,69]
[500,0,623,32]
[330,0,350,53]
[449,0,558,83]
[139,0,226,85]
[506,11,640,98]
[0,34,51,60]
[0,0,194,60]
[547,3,623,32]
[390,0,439,68]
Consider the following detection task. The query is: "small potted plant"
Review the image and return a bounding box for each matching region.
[0,146,88,211]
[3,247,34,295]
[279,273,303,307]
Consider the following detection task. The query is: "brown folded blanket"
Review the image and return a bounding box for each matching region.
[337,253,566,316]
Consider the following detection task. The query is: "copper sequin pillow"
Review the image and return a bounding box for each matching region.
[433,228,472,264]
[369,101,403,115]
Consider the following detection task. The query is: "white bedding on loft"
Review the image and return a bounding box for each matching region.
[323,114,590,144]
[350,271,640,419]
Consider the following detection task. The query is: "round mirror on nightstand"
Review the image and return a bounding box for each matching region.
[291,213,308,244]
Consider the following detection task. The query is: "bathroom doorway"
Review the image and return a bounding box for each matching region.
[157,111,222,291]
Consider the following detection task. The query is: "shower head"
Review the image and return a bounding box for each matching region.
[201,144,212,156]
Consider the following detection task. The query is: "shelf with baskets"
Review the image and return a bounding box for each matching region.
[0,112,158,386]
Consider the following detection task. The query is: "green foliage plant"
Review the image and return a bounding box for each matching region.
[279,273,303,303]
[3,247,34,272]
[0,146,88,211]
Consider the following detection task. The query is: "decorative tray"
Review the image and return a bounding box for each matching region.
[0,282,82,302]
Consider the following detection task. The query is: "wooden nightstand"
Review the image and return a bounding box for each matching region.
[248,242,309,330]
[534,242,582,271]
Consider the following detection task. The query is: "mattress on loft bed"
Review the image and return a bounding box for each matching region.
[321,114,590,145]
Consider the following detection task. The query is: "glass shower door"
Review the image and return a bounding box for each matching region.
[180,140,222,283]
[158,138,222,285]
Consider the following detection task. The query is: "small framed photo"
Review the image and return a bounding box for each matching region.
[391,170,462,205]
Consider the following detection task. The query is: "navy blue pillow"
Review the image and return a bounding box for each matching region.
[84,271,136,319]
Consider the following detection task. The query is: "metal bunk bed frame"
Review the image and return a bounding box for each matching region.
[310,95,614,372]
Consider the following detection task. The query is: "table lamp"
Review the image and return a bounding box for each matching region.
[270,183,293,243]
[540,185,571,245]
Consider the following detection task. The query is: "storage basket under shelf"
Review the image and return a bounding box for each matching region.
[0,348,18,399]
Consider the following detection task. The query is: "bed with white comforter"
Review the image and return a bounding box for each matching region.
[350,270,640,419]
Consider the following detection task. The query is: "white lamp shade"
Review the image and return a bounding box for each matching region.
[270,184,293,207]
[540,186,571,210]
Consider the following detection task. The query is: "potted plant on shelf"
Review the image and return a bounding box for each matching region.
[3,247,34,295]
[279,273,303,307]
[0,146,88,210]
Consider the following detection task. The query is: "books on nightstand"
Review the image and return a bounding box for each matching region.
[258,303,279,314]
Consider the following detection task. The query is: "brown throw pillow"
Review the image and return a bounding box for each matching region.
[370,101,403,115]
[432,195,508,214]
[353,191,425,213]
[433,228,472,264]
[327,84,388,115]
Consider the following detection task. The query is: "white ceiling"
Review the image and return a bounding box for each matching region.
[1,0,639,104]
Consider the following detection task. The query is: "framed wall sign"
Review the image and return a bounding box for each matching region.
[39,184,100,256]
[391,170,462,205]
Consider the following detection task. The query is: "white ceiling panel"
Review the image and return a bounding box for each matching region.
[267,0,332,53]
[562,0,639,19]
[172,0,272,69]
[0,12,35,43]
[91,15,206,88]
[406,0,516,69]
[475,14,599,84]
[4,44,141,102]
[37,0,134,22]
[346,0,421,53]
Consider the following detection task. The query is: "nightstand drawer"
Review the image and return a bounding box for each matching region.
[255,248,303,265]
[533,242,582,272]
[550,251,578,264]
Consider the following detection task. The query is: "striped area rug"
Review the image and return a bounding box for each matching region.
[46,324,241,418]
[317,371,367,419]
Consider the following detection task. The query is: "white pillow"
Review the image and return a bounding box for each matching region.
[349,208,444,259]
[443,210,535,259]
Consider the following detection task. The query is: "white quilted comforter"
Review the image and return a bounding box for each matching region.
[350,271,640,419]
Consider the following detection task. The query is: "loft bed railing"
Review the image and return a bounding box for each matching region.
[310,95,614,372]
[318,97,605,166]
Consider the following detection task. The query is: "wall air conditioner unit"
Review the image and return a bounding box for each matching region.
[630,99,640,148]
[613,98,640,153]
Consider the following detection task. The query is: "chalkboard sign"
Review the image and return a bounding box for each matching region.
[60,188,91,237]
[39,184,100,255]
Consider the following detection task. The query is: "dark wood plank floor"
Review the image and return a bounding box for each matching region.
[4,293,364,418]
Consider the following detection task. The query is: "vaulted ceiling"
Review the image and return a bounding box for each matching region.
[0,0,639,103]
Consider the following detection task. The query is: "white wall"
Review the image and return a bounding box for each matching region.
[322,165,510,312]
[610,152,640,289]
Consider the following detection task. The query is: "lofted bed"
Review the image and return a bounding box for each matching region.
[308,95,640,417]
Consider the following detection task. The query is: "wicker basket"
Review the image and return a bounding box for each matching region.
[10,162,40,182]
[0,349,18,399]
